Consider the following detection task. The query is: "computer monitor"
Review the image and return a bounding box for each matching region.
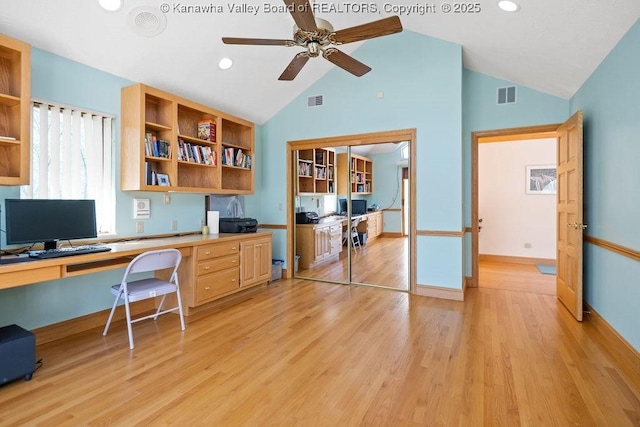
[351,199,367,215]
[5,199,98,250]
[338,198,347,215]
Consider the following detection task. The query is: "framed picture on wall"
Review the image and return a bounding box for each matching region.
[526,165,556,194]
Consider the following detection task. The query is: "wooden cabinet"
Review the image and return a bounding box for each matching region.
[240,236,272,288]
[0,34,30,186]
[121,83,254,194]
[365,211,383,241]
[336,153,373,195]
[297,148,335,194]
[193,240,240,305]
[297,222,342,269]
[179,233,272,313]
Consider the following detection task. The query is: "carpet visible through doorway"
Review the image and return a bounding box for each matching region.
[536,264,556,275]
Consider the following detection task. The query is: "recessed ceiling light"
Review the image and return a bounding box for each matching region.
[99,0,122,11]
[498,1,519,12]
[219,58,233,70]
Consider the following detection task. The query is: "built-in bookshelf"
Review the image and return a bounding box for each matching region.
[0,34,30,186]
[296,148,335,194]
[336,153,373,195]
[121,83,254,193]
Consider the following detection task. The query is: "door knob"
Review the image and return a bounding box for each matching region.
[568,223,588,230]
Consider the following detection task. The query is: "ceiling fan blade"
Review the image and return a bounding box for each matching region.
[283,0,317,32]
[322,48,371,77]
[279,53,310,80]
[332,16,403,44]
[222,37,295,46]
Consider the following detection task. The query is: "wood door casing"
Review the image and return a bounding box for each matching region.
[556,111,584,321]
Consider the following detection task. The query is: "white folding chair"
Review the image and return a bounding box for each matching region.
[342,217,362,253]
[103,249,185,349]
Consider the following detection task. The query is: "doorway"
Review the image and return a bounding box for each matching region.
[477,137,557,294]
[286,129,416,293]
[470,124,560,288]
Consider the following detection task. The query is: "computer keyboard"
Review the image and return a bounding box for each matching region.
[28,245,112,259]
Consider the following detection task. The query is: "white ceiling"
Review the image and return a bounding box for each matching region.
[1,1,639,125]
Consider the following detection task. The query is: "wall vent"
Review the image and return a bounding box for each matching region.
[307,95,324,107]
[497,86,517,105]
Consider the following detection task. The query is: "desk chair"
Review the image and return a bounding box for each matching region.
[343,217,362,253]
[103,249,185,349]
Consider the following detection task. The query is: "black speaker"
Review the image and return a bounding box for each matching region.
[0,324,35,385]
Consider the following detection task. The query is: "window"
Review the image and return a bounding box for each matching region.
[22,101,115,234]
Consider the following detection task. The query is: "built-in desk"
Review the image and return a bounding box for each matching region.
[295,211,383,270]
[0,232,273,317]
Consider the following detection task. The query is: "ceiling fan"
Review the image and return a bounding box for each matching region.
[222,0,403,80]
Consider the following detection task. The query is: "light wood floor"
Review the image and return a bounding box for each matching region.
[479,260,556,295]
[1,274,639,425]
[297,236,409,290]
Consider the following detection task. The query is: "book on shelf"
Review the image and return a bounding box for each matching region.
[223,147,234,166]
[315,151,325,164]
[198,120,216,142]
[298,162,311,177]
[146,135,170,159]
[178,138,217,166]
[145,161,157,185]
[221,147,250,169]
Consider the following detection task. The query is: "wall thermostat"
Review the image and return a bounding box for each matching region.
[133,198,150,219]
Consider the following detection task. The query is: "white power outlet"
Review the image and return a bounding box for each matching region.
[136,221,144,233]
[171,220,178,231]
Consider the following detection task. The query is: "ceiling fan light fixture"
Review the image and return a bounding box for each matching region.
[498,1,519,12]
[218,57,233,70]
[98,0,122,11]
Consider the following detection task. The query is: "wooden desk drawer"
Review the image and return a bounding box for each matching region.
[197,241,239,261]
[196,267,239,303]
[197,254,239,276]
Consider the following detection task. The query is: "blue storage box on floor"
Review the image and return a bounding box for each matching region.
[271,259,284,281]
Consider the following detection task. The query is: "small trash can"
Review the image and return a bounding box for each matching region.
[358,233,367,246]
[271,259,284,281]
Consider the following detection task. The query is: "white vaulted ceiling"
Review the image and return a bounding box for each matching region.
[1,0,639,124]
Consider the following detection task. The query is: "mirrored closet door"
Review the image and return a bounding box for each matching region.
[292,140,410,291]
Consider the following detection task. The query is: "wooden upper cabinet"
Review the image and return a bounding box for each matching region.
[120,83,255,194]
[0,34,30,186]
[336,153,373,195]
[296,147,335,195]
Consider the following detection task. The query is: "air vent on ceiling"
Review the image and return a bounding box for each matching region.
[497,86,517,105]
[307,95,324,107]
[127,6,167,37]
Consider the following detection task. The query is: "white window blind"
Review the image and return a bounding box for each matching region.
[22,101,115,234]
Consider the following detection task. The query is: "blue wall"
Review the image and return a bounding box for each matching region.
[461,70,570,274]
[260,30,464,288]
[570,19,640,351]
[0,48,210,330]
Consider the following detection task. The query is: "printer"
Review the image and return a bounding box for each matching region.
[296,211,319,224]
[219,217,258,233]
